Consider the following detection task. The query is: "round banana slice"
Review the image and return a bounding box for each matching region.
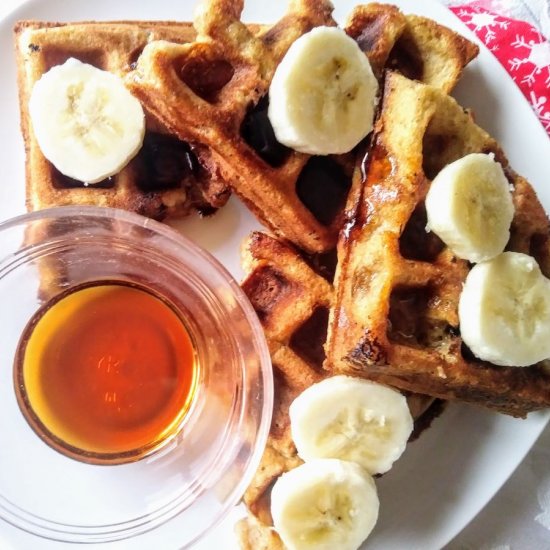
[425,153,514,263]
[289,376,413,475]
[29,58,145,184]
[268,26,378,155]
[271,458,379,550]
[459,252,550,366]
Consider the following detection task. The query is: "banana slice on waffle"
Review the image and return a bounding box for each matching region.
[30,58,145,184]
[271,459,379,550]
[268,26,378,155]
[459,252,550,367]
[289,376,413,475]
[425,153,514,263]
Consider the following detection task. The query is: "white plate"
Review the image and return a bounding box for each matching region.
[1,1,549,549]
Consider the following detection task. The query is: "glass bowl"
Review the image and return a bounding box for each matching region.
[0,205,273,547]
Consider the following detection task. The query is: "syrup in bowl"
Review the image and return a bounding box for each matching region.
[0,205,272,546]
[14,280,199,464]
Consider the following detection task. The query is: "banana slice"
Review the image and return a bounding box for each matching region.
[425,153,514,263]
[271,458,379,550]
[289,376,413,475]
[29,58,145,184]
[459,252,550,366]
[268,26,378,155]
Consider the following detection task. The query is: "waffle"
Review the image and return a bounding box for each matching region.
[345,4,479,93]
[236,231,442,549]
[126,0,478,253]
[15,20,231,218]
[326,71,550,418]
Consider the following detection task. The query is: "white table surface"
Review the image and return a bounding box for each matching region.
[2,0,550,549]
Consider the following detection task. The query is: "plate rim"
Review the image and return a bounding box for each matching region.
[0,1,549,549]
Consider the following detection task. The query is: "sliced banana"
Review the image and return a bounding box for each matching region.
[29,58,145,183]
[268,26,378,155]
[270,458,379,550]
[289,376,413,475]
[425,153,514,263]
[459,252,550,366]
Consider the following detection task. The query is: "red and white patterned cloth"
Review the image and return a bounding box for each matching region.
[448,0,550,136]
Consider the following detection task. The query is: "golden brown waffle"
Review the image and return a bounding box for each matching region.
[126,0,478,253]
[326,71,550,418]
[236,231,442,549]
[345,4,479,92]
[15,20,231,218]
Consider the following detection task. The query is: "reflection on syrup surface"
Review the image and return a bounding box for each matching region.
[14,281,198,463]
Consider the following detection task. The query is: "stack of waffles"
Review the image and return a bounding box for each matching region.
[237,231,443,549]
[125,0,479,253]
[14,1,550,548]
[15,0,479,252]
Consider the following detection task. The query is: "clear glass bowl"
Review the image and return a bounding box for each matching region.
[0,205,273,547]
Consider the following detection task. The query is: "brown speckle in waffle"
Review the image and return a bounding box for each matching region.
[349,330,387,366]
[399,204,445,262]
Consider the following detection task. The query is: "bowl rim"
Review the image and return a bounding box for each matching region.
[0,204,274,546]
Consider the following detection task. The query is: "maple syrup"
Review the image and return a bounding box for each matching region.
[14,280,198,464]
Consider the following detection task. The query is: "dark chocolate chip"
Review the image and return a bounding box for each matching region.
[241,96,290,167]
[135,133,198,192]
[296,156,351,226]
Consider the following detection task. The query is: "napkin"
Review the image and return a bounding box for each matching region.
[446,0,550,136]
